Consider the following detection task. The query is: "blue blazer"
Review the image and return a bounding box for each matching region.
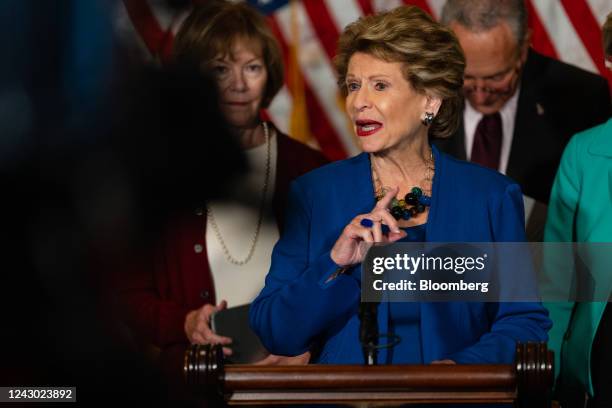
[250,145,551,364]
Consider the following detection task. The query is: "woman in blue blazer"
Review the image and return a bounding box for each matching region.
[250,6,550,365]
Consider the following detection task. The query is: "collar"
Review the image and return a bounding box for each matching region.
[587,118,612,157]
[354,144,444,241]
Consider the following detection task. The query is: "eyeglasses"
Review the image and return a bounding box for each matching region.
[463,62,521,94]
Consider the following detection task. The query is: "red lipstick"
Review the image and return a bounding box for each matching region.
[355,119,382,137]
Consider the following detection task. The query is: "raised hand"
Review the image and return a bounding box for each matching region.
[331,187,407,267]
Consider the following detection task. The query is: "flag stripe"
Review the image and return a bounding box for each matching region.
[356,0,375,16]
[266,15,296,136]
[326,0,363,33]
[525,0,559,60]
[275,3,360,157]
[122,0,166,58]
[146,0,175,30]
[304,79,350,160]
[301,0,341,61]
[426,0,446,20]
[403,0,433,16]
[560,0,607,78]
[120,0,611,162]
[115,2,154,61]
[586,0,609,27]
[373,0,402,13]
[530,0,597,74]
[269,14,349,160]
[267,86,293,137]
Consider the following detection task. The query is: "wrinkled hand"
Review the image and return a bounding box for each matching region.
[254,351,311,365]
[331,186,407,267]
[184,300,233,356]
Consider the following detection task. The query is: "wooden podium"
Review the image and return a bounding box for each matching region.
[184,342,553,406]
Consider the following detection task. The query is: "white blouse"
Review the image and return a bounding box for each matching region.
[205,132,279,307]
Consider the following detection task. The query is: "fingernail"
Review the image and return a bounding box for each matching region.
[360,219,374,228]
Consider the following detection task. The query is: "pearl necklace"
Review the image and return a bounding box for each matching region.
[206,122,271,265]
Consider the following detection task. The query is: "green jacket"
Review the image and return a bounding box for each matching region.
[544,118,612,396]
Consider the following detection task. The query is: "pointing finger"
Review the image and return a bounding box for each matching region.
[375,186,399,210]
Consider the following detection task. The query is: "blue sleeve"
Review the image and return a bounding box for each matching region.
[448,183,552,363]
[249,179,361,356]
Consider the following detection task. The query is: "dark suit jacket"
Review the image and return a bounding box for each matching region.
[433,50,610,203]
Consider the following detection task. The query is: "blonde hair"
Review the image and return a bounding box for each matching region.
[334,6,465,138]
[173,1,283,108]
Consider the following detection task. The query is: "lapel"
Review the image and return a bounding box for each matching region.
[584,119,612,240]
[506,78,546,179]
[332,153,379,232]
[344,146,445,234]
[346,148,452,363]
[587,119,612,158]
[589,120,612,215]
[507,50,537,179]
[344,153,400,364]
[609,168,612,223]
[273,131,286,231]
[348,153,392,362]
[505,52,563,202]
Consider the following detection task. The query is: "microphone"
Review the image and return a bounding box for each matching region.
[359,301,379,365]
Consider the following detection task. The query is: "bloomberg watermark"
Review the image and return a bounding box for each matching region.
[360,242,612,302]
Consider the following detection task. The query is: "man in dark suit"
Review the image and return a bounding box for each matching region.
[434,0,610,204]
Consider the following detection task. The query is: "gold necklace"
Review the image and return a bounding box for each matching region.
[371,148,434,220]
[206,122,271,265]
[371,148,434,200]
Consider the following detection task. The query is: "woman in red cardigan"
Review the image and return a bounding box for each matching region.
[119,1,327,372]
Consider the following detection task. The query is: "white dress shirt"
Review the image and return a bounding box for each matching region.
[463,88,520,174]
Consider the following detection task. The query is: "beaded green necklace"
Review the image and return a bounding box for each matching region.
[371,149,434,221]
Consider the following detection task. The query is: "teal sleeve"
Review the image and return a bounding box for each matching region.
[543,135,580,381]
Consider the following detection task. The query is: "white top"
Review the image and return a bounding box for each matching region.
[463,88,520,174]
[206,132,279,308]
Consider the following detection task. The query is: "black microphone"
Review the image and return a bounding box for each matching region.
[359,301,379,365]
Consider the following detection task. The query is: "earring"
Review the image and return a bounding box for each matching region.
[422,112,434,126]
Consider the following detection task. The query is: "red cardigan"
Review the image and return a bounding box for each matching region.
[119,130,328,350]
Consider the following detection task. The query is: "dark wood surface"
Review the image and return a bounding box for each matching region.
[226,364,516,389]
[185,342,553,406]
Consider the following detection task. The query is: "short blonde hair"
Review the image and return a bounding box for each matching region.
[334,6,465,138]
[173,1,283,108]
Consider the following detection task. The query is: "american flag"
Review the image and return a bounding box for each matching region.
[117,0,612,161]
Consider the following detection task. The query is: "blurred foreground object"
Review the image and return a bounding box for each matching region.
[0,0,244,405]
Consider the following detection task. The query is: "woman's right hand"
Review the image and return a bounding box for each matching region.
[184,300,233,356]
[331,187,406,267]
